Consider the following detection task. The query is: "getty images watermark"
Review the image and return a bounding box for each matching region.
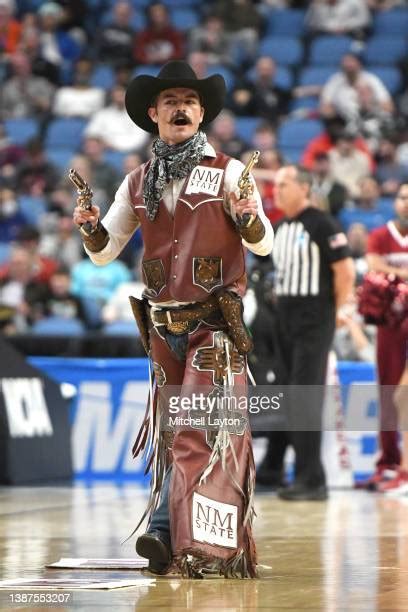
[157,384,408,432]
[159,385,284,433]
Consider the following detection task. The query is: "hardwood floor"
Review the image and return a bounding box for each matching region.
[0,485,408,611]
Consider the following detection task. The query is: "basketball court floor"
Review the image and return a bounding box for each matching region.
[1,485,408,611]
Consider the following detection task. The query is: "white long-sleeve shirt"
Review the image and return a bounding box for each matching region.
[87,143,274,266]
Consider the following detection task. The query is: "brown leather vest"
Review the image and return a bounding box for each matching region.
[128,153,246,303]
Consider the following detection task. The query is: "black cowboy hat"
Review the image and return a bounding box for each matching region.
[125,60,226,134]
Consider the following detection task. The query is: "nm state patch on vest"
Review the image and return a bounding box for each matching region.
[192,492,238,548]
[185,166,224,196]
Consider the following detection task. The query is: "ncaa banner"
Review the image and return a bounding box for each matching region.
[28,356,379,484]
[0,337,72,484]
[29,357,150,483]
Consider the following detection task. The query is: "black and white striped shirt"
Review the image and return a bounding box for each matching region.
[272,207,350,299]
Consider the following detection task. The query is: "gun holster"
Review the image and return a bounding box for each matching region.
[129,296,151,356]
[216,290,253,355]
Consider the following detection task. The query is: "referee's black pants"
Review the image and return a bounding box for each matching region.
[270,297,335,488]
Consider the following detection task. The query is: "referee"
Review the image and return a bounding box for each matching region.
[269,165,355,500]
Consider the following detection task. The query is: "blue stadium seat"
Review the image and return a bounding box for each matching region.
[339,208,391,232]
[80,296,102,329]
[4,119,39,145]
[266,9,306,36]
[46,149,75,171]
[18,196,47,225]
[373,9,408,35]
[132,64,161,78]
[363,36,407,66]
[31,316,85,336]
[104,149,126,172]
[274,66,293,91]
[206,65,235,91]
[100,6,143,28]
[0,242,11,264]
[161,0,202,6]
[277,118,323,148]
[245,65,293,91]
[91,64,115,89]
[258,36,303,66]
[279,146,304,163]
[103,321,139,336]
[377,198,394,215]
[369,66,402,94]
[309,35,353,66]
[289,97,319,112]
[298,66,336,87]
[234,117,262,144]
[170,8,199,30]
[45,119,87,150]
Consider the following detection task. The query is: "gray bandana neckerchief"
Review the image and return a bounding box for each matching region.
[143,130,207,221]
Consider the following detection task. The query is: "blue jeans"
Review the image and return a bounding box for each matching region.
[148,467,171,538]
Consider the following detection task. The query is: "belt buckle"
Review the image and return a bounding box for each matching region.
[166,310,189,335]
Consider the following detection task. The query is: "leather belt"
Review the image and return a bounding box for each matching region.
[149,296,220,334]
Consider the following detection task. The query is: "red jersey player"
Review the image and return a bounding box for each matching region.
[364,183,408,490]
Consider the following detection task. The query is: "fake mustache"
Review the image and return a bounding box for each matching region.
[171,111,192,125]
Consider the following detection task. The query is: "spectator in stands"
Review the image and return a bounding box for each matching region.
[249,56,291,122]
[57,0,88,43]
[302,114,373,169]
[0,0,21,55]
[328,129,372,198]
[346,222,369,282]
[39,215,83,269]
[0,52,55,124]
[71,251,131,308]
[251,122,277,153]
[14,138,60,197]
[357,82,396,150]
[114,61,133,89]
[0,123,25,186]
[212,0,264,64]
[84,85,149,154]
[306,0,371,38]
[207,110,247,157]
[18,22,60,85]
[133,2,184,65]
[311,151,348,216]
[13,225,57,283]
[28,264,87,325]
[187,51,210,80]
[355,175,381,210]
[123,153,144,175]
[367,0,407,9]
[333,292,376,362]
[375,136,408,196]
[0,244,45,331]
[46,185,76,218]
[320,53,394,128]
[228,57,290,123]
[36,2,81,78]
[53,58,105,119]
[94,1,136,67]
[102,258,144,324]
[0,187,27,242]
[188,14,231,66]
[226,79,258,117]
[250,149,285,225]
[81,136,121,202]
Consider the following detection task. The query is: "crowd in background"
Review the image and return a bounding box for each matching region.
[0,0,408,361]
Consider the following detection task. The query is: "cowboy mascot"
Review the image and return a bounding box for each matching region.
[72,60,274,578]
